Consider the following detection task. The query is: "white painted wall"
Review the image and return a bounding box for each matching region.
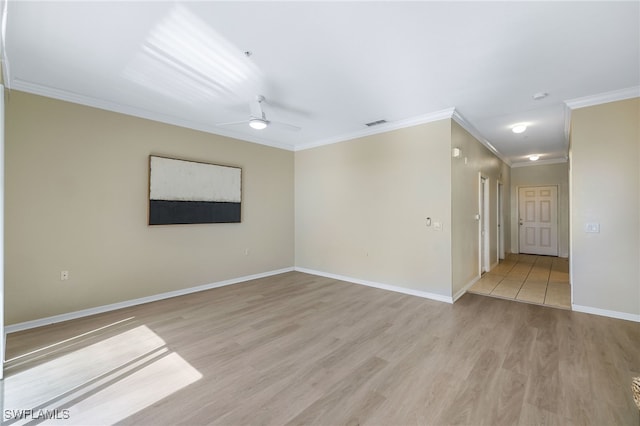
[5,91,294,325]
[570,97,639,319]
[510,162,569,257]
[450,121,510,297]
[295,120,453,298]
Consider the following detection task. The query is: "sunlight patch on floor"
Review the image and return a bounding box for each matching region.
[3,325,202,425]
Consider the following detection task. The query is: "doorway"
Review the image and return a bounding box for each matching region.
[518,185,558,256]
[479,175,490,273]
[497,181,505,261]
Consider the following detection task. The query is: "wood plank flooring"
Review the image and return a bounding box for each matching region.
[4,272,640,425]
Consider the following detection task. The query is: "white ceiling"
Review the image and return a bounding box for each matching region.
[4,1,639,165]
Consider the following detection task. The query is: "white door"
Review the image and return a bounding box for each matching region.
[518,186,558,256]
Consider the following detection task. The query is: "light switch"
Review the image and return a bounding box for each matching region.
[585,223,600,233]
[434,222,442,231]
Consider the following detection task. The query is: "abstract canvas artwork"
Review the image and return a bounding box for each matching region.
[148,156,242,225]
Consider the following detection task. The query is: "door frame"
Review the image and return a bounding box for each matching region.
[497,180,505,261]
[479,174,490,274]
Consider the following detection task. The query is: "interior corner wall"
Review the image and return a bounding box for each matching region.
[570,97,639,317]
[5,91,295,325]
[294,120,453,298]
[451,121,510,297]
[510,163,570,257]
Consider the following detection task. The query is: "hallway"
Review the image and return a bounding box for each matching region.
[468,254,571,309]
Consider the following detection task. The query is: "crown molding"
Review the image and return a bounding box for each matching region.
[10,79,296,151]
[297,107,511,168]
[451,109,511,167]
[510,157,568,168]
[563,103,572,145]
[295,107,456,151]
[563,86,639,148]
[564,86,640,110]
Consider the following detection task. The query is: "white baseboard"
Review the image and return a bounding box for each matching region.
[294,267,453,304]
[9,266,635,336]
[572,304,640,323]
[453,274,481,302]
[5,267,295,334]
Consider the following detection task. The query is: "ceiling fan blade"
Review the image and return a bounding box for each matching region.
[270,120,302,132]
[217,96,301,132]
[215,120,249,127]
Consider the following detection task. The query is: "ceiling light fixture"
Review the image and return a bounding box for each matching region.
[512,124,527,134]
[529,155,540,161]
[249,118,268,130]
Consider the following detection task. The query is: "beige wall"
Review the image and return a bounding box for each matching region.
[510,162,569,257]
[451,121,510,296]
[295,121,453,297]
[570,97,639,317]
[5,91,294,325]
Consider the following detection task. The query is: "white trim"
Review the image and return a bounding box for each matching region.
[295,108,456,151]
[563,87,640,154]
[294,267,453,304]
[5,267,294,334]
[565,86,640,110]
[568,144,574,313]
[12,79,458,154]
[497,180,505,261]
[572,305,640,323]
[10,79,296,152]
[453,275,481,302]
[451,110,511,167]
[10,78,518,167]
[478,174,491,275]
[563,103,572,146]
[510,158,568,168]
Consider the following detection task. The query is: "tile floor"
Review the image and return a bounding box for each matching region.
[468,254,571,309]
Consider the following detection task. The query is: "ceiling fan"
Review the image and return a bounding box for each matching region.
[216,95,301,131]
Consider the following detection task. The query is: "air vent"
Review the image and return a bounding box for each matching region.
[365,119,387,127]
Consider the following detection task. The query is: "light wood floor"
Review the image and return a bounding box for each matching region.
[469,254,571,309]
[4,272,639,425]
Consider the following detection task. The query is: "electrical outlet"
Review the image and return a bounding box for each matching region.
[585,223,600,233]
[61,270,69,281]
